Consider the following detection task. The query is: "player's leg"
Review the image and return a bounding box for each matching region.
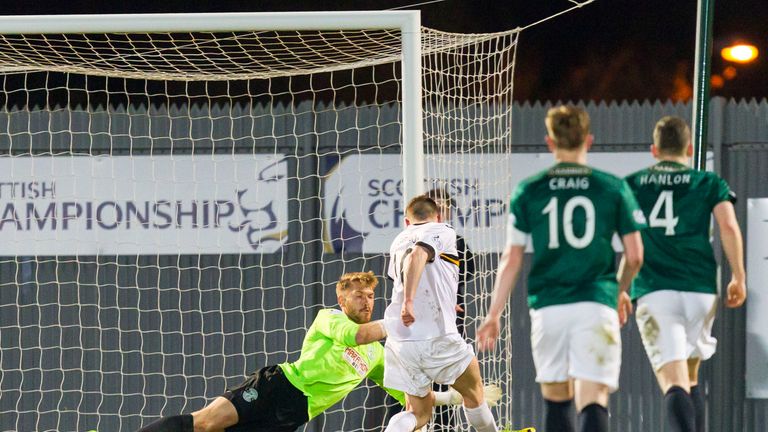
[136,413,194,432]
[686,292,718,432]
[431,382,454,432]
[192,398,239,432]
[383,340,435,432]
[569,302,622,432]
[540,381,574,432]
[450,357,498,432]
[687,358,704,432]
[655,360,696,432]
[135,397,236,432]
[530,305,575,432]
[384,392,434,432]
[635,291,699,432]
[573,379,609,432]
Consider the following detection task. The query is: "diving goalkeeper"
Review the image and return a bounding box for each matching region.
[137,271,499,432]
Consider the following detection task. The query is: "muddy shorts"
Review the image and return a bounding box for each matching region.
[530,301,622,391]
[635,290,717,371]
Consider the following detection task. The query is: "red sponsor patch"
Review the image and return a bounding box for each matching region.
[343,347,369,376]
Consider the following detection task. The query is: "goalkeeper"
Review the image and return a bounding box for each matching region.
[137,271,499,432]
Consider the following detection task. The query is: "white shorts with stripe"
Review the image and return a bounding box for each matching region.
[383,333,474,397]
[634,290,718,371]
[530,301,622,391]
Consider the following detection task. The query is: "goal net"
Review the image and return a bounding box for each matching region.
[0,12,518,431]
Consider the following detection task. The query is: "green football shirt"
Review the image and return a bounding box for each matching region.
[279,309,405,419]
[625,160,733,300]
[509,162,646,310]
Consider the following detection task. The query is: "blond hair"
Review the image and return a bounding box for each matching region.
[545,105,591,150]
[336,271,378,296]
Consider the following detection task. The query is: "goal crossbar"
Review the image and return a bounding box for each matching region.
[0,10,425,200]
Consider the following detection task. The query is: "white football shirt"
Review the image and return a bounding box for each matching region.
[384,222,460,341]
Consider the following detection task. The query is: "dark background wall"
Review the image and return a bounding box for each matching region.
[0,98,766,431]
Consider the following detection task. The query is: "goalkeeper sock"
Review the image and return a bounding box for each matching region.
[664,386,696,432]
[464,402,498,432]
[384,411,418,432]
[578,403,608,432]
[137,414,193,432]
[544,399,574,432]
[690,385,705,432]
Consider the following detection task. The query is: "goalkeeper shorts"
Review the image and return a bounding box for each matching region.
[222,365,309,432]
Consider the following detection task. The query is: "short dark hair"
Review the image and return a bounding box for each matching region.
[545,105,591,150]
[406,195,439,221]
[425,187,456,209]
[653,116,690,156]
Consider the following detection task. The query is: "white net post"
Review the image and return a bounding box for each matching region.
[0,12,519,432]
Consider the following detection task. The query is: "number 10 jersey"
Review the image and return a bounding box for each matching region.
[507,162,646,310]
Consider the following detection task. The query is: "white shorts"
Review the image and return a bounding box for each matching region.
[530,302,622,391]
[383,334,475,397]
[635,290,718,371]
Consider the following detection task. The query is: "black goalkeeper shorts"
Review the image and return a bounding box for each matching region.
[223,365,309,432]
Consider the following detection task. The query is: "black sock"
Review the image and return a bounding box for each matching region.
[544,399,574,432]
[578,403,608,432]
[664,386,696,432]
[137,414,194,432]
[690,385,705,432]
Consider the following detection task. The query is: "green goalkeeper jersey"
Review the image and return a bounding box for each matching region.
[279,309,405,419]
[509,162,646,310]
[625,161,734,300]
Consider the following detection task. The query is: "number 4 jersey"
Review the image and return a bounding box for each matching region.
[507,162,646,310]
[625,161,734,300]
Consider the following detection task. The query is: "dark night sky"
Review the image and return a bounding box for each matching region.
[0,0,765,102]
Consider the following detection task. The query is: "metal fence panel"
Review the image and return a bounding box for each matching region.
[0,98,766,431]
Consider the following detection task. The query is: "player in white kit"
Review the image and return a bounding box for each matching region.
[383,195,497,432]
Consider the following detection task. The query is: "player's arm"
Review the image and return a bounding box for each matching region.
[617,232,643,326]
[478,192,527,352]
[400,243,433,327]
[713,200,747,307]
[616,179,646,325]
[314,310,384,347]
[477,241,524,352]
[354,320,386,345]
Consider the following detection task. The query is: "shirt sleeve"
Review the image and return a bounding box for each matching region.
[508,183,530,232]
[367,345,406,406]
[616,179,647,235]
[386,251,396,281]
[506,184,529,246]
[710,174,736,207]
[414,224,456,262]
[313,309,360,347]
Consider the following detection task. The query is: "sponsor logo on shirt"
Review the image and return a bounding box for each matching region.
[343,347,369,377]
[432,235,443,251]
[242,388,259,403]
[633,209,647,225]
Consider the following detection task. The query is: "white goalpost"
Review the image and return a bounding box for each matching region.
[0,11,519,431]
